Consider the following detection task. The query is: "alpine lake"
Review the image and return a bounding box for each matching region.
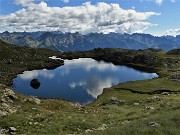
[12,58,158,105]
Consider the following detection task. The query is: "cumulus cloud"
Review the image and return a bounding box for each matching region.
[155,0,175,5]
[170,0,176,2]
[62,0,69,3]
[165,28,180,36]
[155,0,163,5]
[142,0,175,5]
[14,0,35,7]
[0,1,160,34]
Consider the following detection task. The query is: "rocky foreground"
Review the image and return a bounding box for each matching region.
[0,40,180,135]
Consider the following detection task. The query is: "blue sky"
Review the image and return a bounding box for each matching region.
[0,0,179,36]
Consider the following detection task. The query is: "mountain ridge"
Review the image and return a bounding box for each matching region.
[0,31,180,51]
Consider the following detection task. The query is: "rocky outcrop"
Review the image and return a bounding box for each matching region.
[0,88,19,117]
[99,97,125,106]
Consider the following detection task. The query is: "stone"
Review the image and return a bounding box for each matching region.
[27,97,41,104]
[30,79,41,89]
[9,127,17,133]
[161,92,169,95]
[145,106,155,110]
[121,120,130,125]
[147,122,160,127]
[5,88,18,100]
[7,108,17,114]
[0,98,7,103]
[0,128,6,135]
[133,103,140,106]
[85,129,93,133]
[109,97,125,105]
[97,124,107,131]
[2,103,9,108]
[147,96,161,102]
[0,110,8,116]
[70,102,81,108]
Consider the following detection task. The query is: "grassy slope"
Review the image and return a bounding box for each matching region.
[0,40,63,85]
[0,41,180,135]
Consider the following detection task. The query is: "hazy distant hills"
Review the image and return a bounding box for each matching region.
[0,31,179,51]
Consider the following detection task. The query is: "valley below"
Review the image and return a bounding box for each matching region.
[0,40,180,135]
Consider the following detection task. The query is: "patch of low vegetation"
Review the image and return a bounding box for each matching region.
[0,40,180,134]
[0,40,63,85]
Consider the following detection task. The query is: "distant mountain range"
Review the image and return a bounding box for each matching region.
[0,31,180,51]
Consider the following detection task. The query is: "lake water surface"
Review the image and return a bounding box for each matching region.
[12,58,158,105]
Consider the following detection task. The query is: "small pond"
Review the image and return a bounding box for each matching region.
[12,58,158,105]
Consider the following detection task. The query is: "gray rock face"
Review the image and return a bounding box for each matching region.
[0,88,18,116]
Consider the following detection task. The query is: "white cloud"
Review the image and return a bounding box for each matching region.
[155,0,163,5]
[141,0,175,5]
[165,28,180,36]
[170,0,176,2]
[14,0,35,7]
[0,1,160,34]
[62,0,69,3]
[154,0,176,5]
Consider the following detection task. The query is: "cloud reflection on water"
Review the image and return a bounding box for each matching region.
[19,69,55,80]
[64,58,118,72]
[69,76,119,98]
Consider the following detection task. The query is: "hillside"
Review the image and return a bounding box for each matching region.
[0,39,63,85]
[0,31,180,51]
[0,40,179,135]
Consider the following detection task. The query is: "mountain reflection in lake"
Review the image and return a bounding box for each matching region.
[12,58,158,105]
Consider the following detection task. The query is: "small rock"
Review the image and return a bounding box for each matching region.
[0,98,7,103]
[97,124,107,131]
[121,120,130,125]
[0,110,8,116]
[85,129,93,133]
[109,97,125,105]
[2,103,9,108]
[147,96,161,102]
[5,88,18,100]
[27,97,41,104]
[161,92,169,95]
[70,102,81,108]
[145,106,155,110]
[133,103,139,106]
[34,122,38,125]
[7,108,17,114]
[0,128,6,135]
[147,122,160,127]
[9,127,17,133]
